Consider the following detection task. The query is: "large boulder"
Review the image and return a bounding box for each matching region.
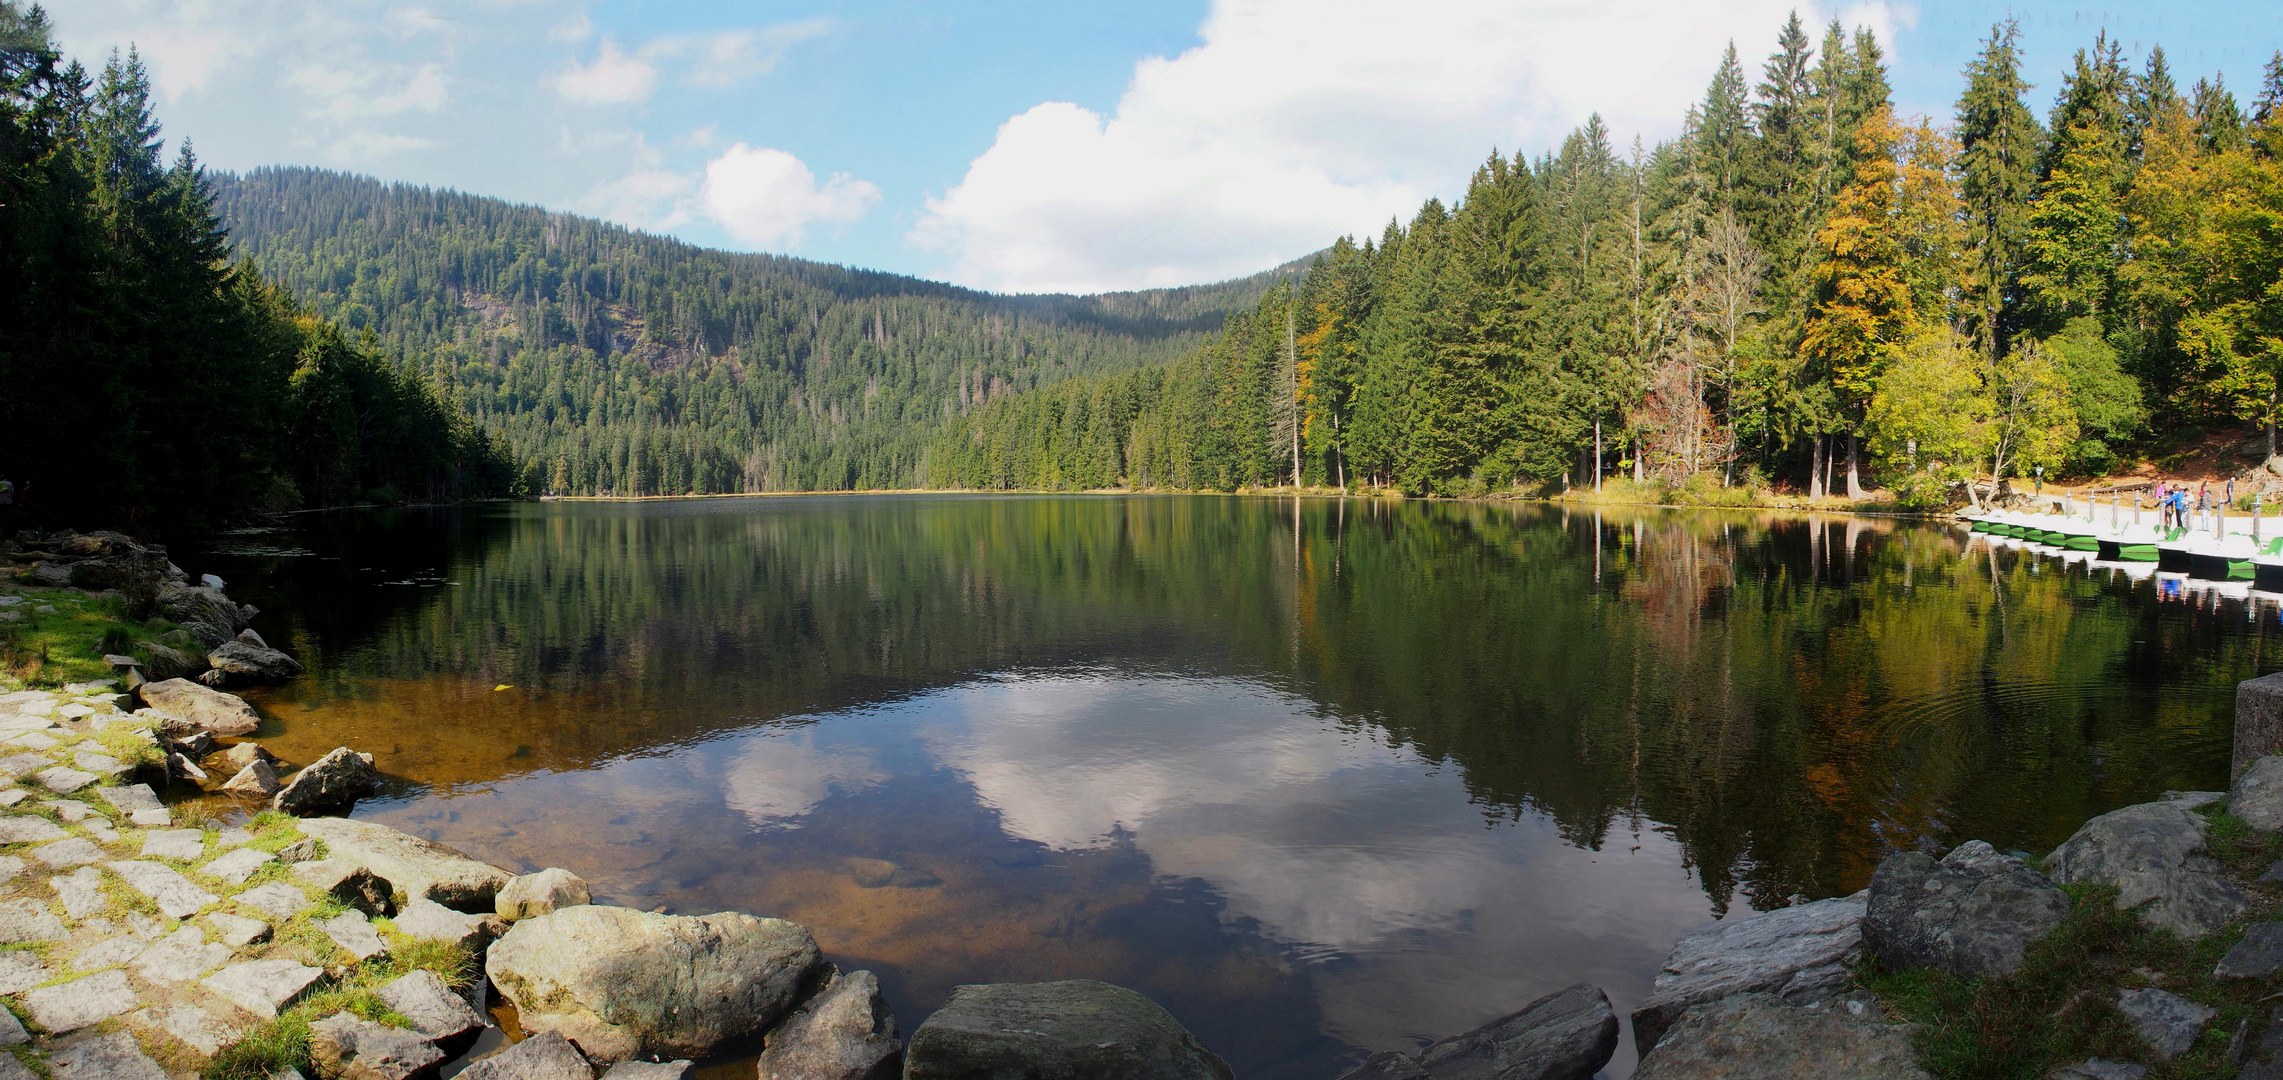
[2233,756,2283,833]
[1863,842,2070,978]
[2047,800,2250,939]
[904,980,1232,1080]
[1630,892,1866,1056]
[1334,983,1616,1080]
[272,747,383,816]
[377,969,488,1059]
[498,868,592,921]
[756,969,900,1080]
[200,637,305,688]
[309,1011,446,1080]
[1633,993,1929,1080]
[136,679,259,736]
[157,585,246,650]
[134,640,204,682]
[486,905,819,1062]
[295,817,512,912]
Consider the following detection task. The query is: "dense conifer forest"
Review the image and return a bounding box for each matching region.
[931,18,2283,504]
[0,3,511,531]
[209,169,1304,496]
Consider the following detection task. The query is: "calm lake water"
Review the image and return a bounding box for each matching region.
[180,496,2277,1078]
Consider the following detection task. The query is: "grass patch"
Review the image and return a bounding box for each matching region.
[97,869,159,919]
[0,587,180,691]
[92,720,165,771]
[199,934,473,1080]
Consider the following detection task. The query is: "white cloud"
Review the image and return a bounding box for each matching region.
[553,37,655,104]
[320,131,435,162]
[292,62,447,120]
[546,11,593,44]
[577,166,696,232]
[699,143,880,250]
[914,0,1907,294]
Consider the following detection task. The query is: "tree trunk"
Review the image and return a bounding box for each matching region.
[1594,419,1603,492]
[1809,435,1824,500]
[1845,434,1864,500]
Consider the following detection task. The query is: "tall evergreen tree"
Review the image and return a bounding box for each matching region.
[2022,36,2131,331]
[1956,20,2044,359]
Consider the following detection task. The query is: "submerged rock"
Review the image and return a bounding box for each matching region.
[1862,842,2069,978]
[904,979,1233,1080]
[1334,983,1617,1080]
[2047,801,2249,939]
[487,904,818,1062]
[271,747,382,816]
[136,679,259,736]
[1632,993,1928,1080]
[1630,892,1866,1055]
[756,968,900,1080]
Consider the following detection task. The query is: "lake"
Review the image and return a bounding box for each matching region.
[179,495,2272,1078]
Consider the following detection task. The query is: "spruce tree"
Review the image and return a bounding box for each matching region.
[2022,37,2131,332]
[1955,20,2044,358]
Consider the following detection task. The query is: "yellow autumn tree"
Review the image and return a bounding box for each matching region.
[1802,106,1919,497]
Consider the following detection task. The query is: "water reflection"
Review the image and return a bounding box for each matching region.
[180,497,2275,1079]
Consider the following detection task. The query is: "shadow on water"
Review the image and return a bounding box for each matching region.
[176,497,2271,1079]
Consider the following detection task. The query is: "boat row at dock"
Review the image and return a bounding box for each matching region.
[1960,500,2283,585]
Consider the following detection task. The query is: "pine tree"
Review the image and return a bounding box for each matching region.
[2022,37,2131,331]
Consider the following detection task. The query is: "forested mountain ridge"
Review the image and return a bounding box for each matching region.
[932,19,2283,504]
[211,168,1309,494]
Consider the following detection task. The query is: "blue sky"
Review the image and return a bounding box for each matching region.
[49,1,2283,296]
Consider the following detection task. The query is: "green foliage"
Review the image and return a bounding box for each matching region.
[0,14,509,532]
[2043,317,2143,473]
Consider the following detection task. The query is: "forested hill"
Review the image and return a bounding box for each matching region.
[211,167,1308,494]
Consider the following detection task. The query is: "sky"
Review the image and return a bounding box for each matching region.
[47,0,2283,297]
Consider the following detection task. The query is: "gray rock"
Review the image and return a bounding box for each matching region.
[499,867,592,921]
[36,766,98,793]
[204,845,275,884]
[201,639,305,688]
[31,836,102,867]
[321,910,390,961]
[379,968,488,1057]
[222,741,276,770]
[487,904,820,1062]
[0,754,47,779]
[169,728,215,758]
[2051,1060,2149,1080]
[222,758,283,796]
[206,910,273,948]
[137,677,259,735]
[0,949,51,993]
[904,979,1233,1080]
[0,896,66,942]
[2218,923,2283,979]
[312,1011,447,1080]
[141,827,206,860]
[157,585,246,650]
[0,814,65,843]
[50,1030,168,1080]
[601,1064,691,1079]
[136,640,203,682]
[1632,993,1929,1080]
[295,818,511,912]
[49,865,104,918]
[71,934,148,971]
[272,746,383,815]
[141,1002,246,1055]
[2116,987,2214,1060]
[108,859,219,918]
[237,880,315,921]
[395,896,508,958]
[1630,892,1866,1055]
[277,835,321,862]
[757,969,901,1080]
[294,859,398,917]
[203,957,325,1019]
[1863,842,2070,978]
[133,924,233,983]
[71,750,128,783]
[21,969,140,1032]
[0,1000,22,1045]
[2235,757,2283,832]
[2047,800,2250,939]
[1360,983,1618,1080]
[459,1030,596,1080]
[0,1047,28,1080]
[131,806,171,826]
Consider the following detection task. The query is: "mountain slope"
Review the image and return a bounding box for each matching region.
[212,167,1309,493]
